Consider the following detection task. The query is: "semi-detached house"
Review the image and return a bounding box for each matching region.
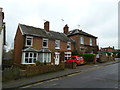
[14,21,75,65]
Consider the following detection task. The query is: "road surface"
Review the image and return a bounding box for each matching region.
[21,63,119,88]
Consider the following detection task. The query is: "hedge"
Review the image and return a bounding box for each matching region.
[82,53,96,63]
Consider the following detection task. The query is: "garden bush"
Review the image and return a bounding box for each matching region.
[83,53,96,63]
[35,60,44,66]
[2,66,20,82]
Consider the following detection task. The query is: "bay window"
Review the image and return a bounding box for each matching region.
[39,53,51,63]
[22,52,38,64]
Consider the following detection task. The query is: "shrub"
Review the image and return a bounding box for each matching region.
[35,60,44,66]
[2,66,20,82]
[83,53,95,63]
[44,60,47,65]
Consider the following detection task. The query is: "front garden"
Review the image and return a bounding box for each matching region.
[2,61,65,82]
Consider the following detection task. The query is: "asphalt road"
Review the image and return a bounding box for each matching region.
[21,63,119,88]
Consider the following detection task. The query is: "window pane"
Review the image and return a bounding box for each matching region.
[30,53,32,57]
[34,53,36,57]
[55,40,60,48]
[27,39,32,45]
[67,42,71,49]
[29,58,32,63]
[25,53,28,57]
[25,58,28,63]
[44,53,47,62]
[43,42,47,46]
[39,53,43,62]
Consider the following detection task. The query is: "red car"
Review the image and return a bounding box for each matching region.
[65,56,86,65]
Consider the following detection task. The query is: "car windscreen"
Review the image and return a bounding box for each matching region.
[77,57,83,59]
[67,57,76,60]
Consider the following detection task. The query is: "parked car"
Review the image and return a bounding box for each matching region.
[65,56,86,65]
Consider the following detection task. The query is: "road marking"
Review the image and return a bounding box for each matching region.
[21,82,43,88]
[67,72,80,77]
[20,78,60,88]
[46,78,60,82]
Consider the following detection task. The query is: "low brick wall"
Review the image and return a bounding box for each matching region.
[65,62,77,69]
[21,63,65,77]
[99,56,115,63]
[3,62,65,82]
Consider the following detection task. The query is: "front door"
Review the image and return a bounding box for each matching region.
[55,52,60,65]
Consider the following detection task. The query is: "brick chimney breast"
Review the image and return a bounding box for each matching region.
[63,24,69,35]
[44,21,49,32]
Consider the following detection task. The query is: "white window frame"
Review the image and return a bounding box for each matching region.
[90,38,93,46]
[80,37,84,44]
[67,42,71,50]
[42,38,48,48]
[64,52,71,60]
[25,36,33,47]
[22,52,38,64]
[55,40,60,49]
[39,53,51,63]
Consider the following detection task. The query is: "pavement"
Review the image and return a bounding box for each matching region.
[2,59,119,89]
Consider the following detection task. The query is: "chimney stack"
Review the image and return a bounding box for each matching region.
[63,24,69,35]
[44,21,49,32]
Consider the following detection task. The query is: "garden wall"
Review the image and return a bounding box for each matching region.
[2,62,65,82]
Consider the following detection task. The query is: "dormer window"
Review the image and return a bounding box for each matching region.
[42,38,48,48]
[55,40,60,49]
[26,36,33,47]
[67,42,71,50]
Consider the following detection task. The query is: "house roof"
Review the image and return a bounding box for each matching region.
[38,48,51,53]
[101,47,114,49]
[67,29,97,38]
[22,47,51,53]
[22,47,38,52]
[19,24,74,42]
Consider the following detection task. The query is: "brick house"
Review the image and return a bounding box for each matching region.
[67,29,98,54]
[100,46,115,52]
[100,46,116,56]
[14,21,74,65]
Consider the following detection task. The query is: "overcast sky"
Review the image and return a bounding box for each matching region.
[0,0,119,50]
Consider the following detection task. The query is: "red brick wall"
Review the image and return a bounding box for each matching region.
[14,26,24,64]
[69,34,97,53]
[27,37,74,63]
[33,37,42,50]
[69,35,80,50]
